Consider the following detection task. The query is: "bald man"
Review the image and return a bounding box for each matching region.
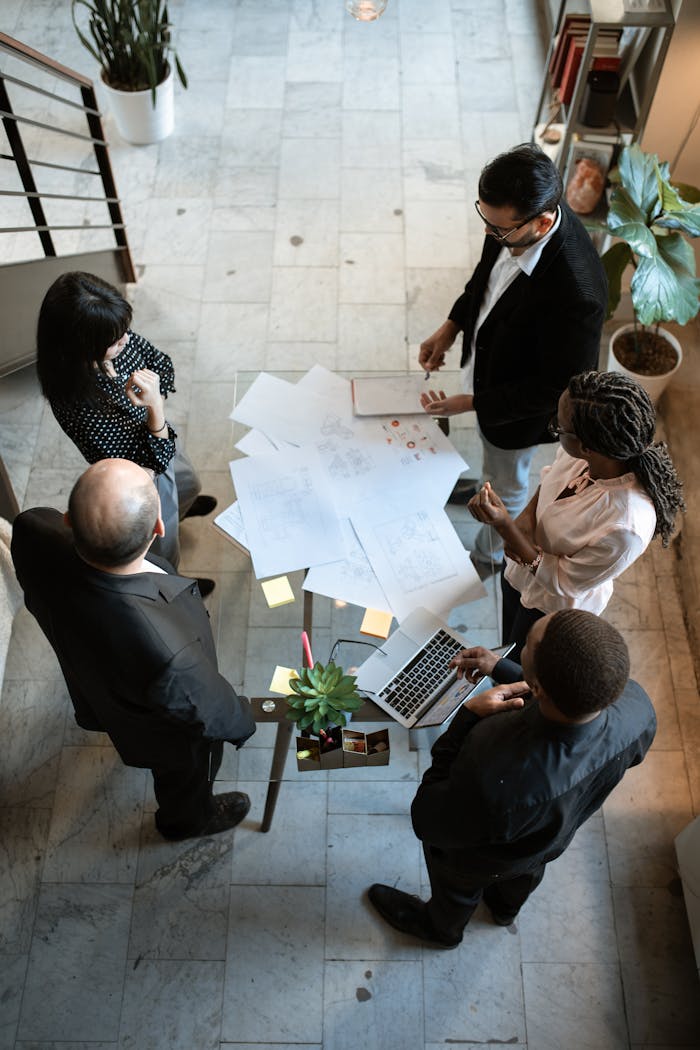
[11,459,256,841]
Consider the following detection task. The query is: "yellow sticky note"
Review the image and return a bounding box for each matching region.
[360,608,393,639]
[269,666,299,695]
[261,576,295,608]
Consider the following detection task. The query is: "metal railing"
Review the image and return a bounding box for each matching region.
[0,33,135,282]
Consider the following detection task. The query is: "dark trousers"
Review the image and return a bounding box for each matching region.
[501,571,546,663]
[424,844,545,942]
[152,739,224,838]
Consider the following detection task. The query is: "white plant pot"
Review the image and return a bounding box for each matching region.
[102,65,174,145]
[606,323,683,405]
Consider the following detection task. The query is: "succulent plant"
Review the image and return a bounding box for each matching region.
[286,661,364,736]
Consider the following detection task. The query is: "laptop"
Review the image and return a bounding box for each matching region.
[355,606,515,729]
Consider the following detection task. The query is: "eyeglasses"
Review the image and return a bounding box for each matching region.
[547,416,577,440]
[474,200,540,243]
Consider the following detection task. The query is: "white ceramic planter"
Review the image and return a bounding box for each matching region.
[102,65,174,145]
[606,323,683,405]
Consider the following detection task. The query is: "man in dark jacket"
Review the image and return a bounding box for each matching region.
[419,143,607,570]
[11,458,256,841]
[368,610,656,947]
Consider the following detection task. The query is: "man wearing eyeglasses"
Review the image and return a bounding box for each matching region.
[419,143,607,573]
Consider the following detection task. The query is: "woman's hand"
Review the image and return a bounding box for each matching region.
[467,481,511,527]
[125,369,163,412]
[450,645,499,682]
[420,390,474,416]
[125,369,167,434]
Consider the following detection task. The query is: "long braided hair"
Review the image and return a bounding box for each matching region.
[568,371,684,547]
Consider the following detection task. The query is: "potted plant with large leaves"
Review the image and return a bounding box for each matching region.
[72,0,187,145]
[601,143,700,403]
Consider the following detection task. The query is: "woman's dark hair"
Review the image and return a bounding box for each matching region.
[36,271,132,406]
[534,610,630,719]
[568,370,685,547]
[479,142,562,218]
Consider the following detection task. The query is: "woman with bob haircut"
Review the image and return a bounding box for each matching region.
[36,271,216,591]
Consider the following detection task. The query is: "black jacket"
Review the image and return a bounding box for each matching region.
[449,202,607,449]
[11,508,256,769]
[411,672,655,878]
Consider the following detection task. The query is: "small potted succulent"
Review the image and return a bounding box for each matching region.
[286,661,364,770]
[72,0,187,144]
[600,143,700,403]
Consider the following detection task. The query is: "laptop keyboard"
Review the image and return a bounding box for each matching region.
[377,629,464,720]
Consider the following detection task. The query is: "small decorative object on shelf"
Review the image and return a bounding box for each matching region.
[565,141,612,215]
[345,0,388,21]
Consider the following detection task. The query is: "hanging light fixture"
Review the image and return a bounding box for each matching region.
[345,0,388,21]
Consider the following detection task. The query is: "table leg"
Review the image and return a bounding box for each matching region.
[260,719,294,832]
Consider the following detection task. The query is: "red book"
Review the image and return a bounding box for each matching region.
[550,14,590,88]
[559,36,587,104]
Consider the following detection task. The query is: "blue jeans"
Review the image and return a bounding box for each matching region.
[472,429,537,567]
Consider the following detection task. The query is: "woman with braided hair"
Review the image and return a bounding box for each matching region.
[467,370,684,659]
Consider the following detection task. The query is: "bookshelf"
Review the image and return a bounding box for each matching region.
[532,0,675,192]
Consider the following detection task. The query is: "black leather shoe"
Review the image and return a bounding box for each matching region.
[488,908,518,927]
[367,884,461,948]
[447,478,480,505]
[184,495,218,518]
[158,791,251,841]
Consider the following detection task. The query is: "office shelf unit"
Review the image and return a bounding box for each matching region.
[532,0,675,186]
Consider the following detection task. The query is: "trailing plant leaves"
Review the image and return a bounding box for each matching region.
[617,143,662,221]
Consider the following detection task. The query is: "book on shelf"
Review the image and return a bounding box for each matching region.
[559,31,622,105]
[550,13,590,87]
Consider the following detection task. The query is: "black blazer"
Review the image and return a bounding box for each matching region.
[449,203,607,450]
[11,509,256,769]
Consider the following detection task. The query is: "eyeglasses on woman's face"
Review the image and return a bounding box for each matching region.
[474,200,540,243]
[547,416,577,440]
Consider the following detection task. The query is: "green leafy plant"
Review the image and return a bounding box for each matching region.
[72,0,187,103]
[601,143,700,329]
[286,661,364,736]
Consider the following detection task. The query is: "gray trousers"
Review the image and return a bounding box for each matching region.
[151,446,201,569]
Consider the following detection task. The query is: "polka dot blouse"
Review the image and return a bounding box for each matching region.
[50,331,178,475]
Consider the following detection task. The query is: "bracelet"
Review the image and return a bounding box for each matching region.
[148,421,168,435]
[523,545,544,575]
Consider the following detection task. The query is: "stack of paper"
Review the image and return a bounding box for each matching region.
[215,365,486,623]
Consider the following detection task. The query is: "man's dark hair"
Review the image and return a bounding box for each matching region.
[36,271,133,406]
[534,610,630,719]
[479,143,563,218]
[68,473,158,569]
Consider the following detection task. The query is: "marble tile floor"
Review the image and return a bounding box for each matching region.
[2,0,700,1047]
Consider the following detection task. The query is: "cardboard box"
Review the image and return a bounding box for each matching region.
[295,727,390,770]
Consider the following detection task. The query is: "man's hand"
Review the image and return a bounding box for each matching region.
[420,390,473,416]
[465,681,529,718]
[467,481,511,527]
[450,645,499,682]
[418,320,459,372]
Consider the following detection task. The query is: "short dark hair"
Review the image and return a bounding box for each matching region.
[479,143,562,218]
[568,370,685,547]
[36,271,132,406]
[533,610,630,718]
[68,472,158,568]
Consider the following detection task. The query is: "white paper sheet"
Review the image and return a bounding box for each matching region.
[230,372,338,447]
[351,497,486,622]
[303,518,390,612]
[229,445,344,579]
[213,500,249,555]
[235,429,278,456]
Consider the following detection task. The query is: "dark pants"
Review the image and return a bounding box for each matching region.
[152,739,224,838]
[424,844,545,942]
[501,571,546,663]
